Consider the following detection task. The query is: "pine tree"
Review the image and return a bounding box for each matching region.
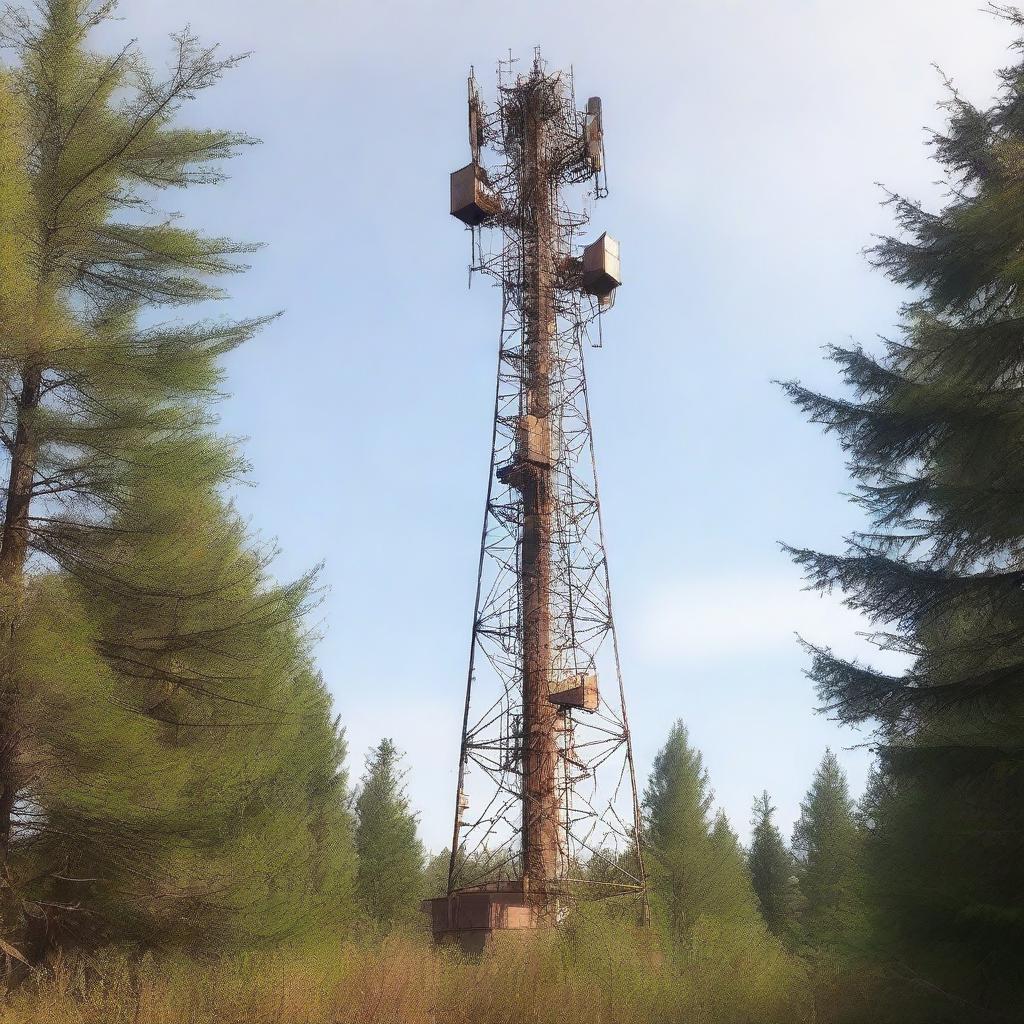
[0,0,262,948]
[14,569,358,954]
[708,810,762,924]
[781,8,1024,1015]
[791,751,862,953]
[0,68,39,964]
[643,721,761,938]
[749,791,799,941]
[0,0,359,961]
[66,458,358,949]
[0,0,260,590]
[422,849,451,900]
[354,739,425,928]
[643,721,713,936]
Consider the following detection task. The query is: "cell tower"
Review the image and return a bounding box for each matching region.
[424,50,647,951]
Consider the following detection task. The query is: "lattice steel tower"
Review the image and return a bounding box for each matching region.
[424,51,647,951]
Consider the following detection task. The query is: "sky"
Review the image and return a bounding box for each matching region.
[94,0,1015,850]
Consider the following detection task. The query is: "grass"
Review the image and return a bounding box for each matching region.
[0,916,815,1024]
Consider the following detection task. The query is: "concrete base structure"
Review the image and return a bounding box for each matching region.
[423,880,549,955]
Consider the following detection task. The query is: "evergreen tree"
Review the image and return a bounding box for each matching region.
[791,751,862,952]
[0,68,38,965]
[0,0,359,962]
[708,810,762,924]
[643,721,761,938]
[422,849,451,900]
[0,0,260,949]
[749,791,798,941]
[354,739,425,928]
[64,458,358,949]
[782,8,1024,1015]
[0,0,260,591]
[14,567,358,954]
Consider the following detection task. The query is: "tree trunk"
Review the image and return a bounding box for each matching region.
[0,364,41,585]
[0,364,41,917]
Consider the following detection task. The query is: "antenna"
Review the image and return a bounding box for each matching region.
[468,67,484,166]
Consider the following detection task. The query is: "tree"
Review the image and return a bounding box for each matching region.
[422,849,451,900]
[61,458,359,950]
[0,0,260,592]
[16,565,358,953]
[0,0,359,962]
[781,8,1024,1016]
[643,721,761,938]
[355,739,425,928]
[791,751,862,952]
[708,810,763,924]
[0,66,39,964]
[749,791,799,941]
[0,0,262,950]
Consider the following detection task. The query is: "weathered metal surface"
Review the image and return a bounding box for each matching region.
[582,232,621,297]
[585,96,603,172]
[423,881,546,954]
[519,79,562,894]
[450,163,499,226]
[549,673,599,713]
[437,52,649,949]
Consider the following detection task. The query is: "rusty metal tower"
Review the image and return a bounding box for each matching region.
[424,50,647,951]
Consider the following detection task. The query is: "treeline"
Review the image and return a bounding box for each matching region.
[644,726,862,959]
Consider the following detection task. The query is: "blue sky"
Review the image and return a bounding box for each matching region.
[102,1,1012,850]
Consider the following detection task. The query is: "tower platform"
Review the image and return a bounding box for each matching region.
[422,879,549,955]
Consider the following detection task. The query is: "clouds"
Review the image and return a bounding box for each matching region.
[636,566,909,674]
[95,0,986,851]
[624,567,889,845]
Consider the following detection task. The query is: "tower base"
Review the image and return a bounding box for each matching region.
[422,880,549,955]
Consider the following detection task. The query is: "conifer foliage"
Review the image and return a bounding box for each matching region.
[354,739,425,928]
[0,0,357,964]
[642,722,761,938]
[790,751,862,953]
[782,11,1024,1010]
[749,791,798,942]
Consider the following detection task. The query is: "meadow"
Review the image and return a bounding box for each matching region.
[0,921,817,1024]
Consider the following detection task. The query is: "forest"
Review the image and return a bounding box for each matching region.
[0,2,1022,1023]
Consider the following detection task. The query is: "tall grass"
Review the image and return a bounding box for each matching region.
[0,918,813,1024]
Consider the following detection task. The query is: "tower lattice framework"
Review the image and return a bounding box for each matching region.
[432,51,647,944]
